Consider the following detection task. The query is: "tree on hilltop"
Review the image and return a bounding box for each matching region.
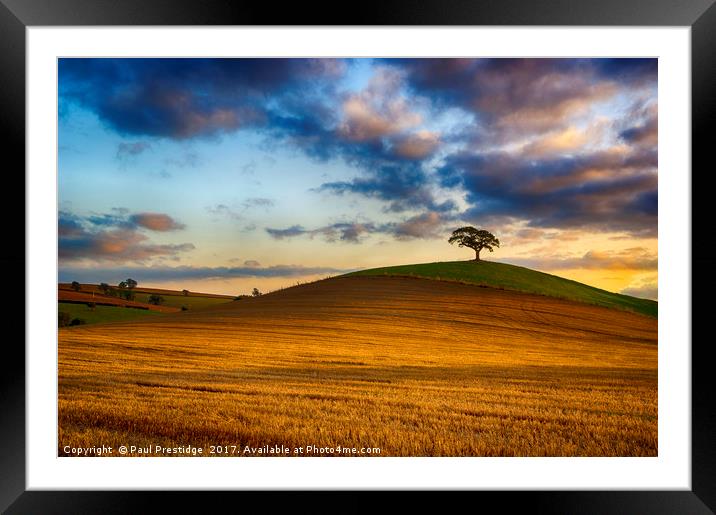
[448,226,500,261]
[71,281,81,292]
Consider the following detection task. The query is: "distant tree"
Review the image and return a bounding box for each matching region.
[148,294,164,305]
[58,311,71,327]
[251,287,262,297]
[182,289,190,296]
[99,283,110,294]
[448,226,500,261]
[125,278,138,289]
[71,281,81,292]
[118,281,127,289]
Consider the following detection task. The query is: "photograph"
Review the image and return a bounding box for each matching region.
[57,57,659,458]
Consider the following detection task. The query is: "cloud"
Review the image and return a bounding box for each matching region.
[61,58,657,240]
[621,283,658,301]
[207,204,242,220]
[318,165,456,214]
[242,197,275,210]
[265,223,376,243]
[337,67,422,142]
[620,116,657,147]
[58,263,351,283]
[392,130,440,159]
[265,225,307,239]
[59,210,193,263]
[59,58,345,140]
[59,227,194,263]
[393,58,656,137]
[504,247,657,272]
[440,147,657,235]
[129,213,186,231]
[266,211,450,244]
[116,141,151,160]
[392,211,446,239]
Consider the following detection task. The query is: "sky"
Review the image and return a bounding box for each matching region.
[58,58,658,299]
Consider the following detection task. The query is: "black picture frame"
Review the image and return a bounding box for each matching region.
[2,1,714,513]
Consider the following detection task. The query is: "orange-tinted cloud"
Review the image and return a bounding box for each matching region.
[129,212,185,231]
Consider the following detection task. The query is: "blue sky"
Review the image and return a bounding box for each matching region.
[58,58,658,298]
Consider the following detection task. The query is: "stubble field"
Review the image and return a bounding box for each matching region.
[58,276,657,457]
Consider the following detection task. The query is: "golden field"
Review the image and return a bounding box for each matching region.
[58,276,657,457]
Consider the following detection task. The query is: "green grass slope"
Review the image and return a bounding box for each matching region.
[346,260,657,318]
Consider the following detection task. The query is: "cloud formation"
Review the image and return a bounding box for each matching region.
[59,210,192,263]
[59,58,345,139]
[61,58,657,242]
[266,211,450,243]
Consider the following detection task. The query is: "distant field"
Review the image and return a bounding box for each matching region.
[347,260,657,318]
[59,302,164,325]
[59,276,657,457]
[59,283,234,300]
[129,292,232,311]
[57,284,234,324]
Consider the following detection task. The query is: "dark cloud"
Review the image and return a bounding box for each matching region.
[58,263,350,283]
[620,116,658,147]
[266,211,451,244]
[59,58,345,140]
[265,223,377,243]
[61,58,657,238]
[441,148,657,235]
[317,165,456,214]
[265,225,307,239]
[391,212,446,239]
[59,210,192,263]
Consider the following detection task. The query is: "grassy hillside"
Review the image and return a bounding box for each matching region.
[347,260,657,318]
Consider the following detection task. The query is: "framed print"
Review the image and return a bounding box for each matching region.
[3,0,715,512]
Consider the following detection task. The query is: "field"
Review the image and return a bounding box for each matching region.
[58,302,164,325]
[348,260,658,317]
[58,285,234,325]
[58,275,657,457]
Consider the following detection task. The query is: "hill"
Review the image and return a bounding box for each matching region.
[59,275,657,457]
[346,260,657,318]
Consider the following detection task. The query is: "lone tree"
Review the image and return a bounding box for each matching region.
[448,226,500,261]
[71,281,81,292]
[251,287,262,297]
[182,289,190,296]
